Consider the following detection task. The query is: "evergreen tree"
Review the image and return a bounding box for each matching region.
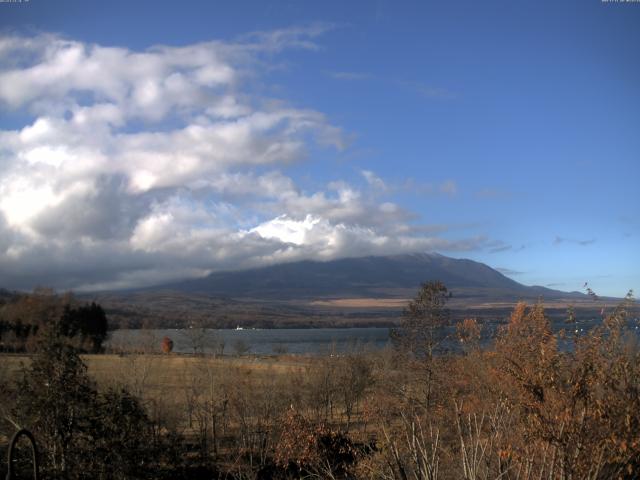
[59,302,108,353]
[12,318,156,479]
[13,319,97,478]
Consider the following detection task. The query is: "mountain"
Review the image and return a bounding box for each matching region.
[0,254,606,329]
[160,253,579,301]
[89,253,605,329]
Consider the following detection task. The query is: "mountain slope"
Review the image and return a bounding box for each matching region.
[90,253,602,329]
[160,253,577,300]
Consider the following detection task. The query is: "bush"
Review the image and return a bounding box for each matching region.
[10,319,159,479]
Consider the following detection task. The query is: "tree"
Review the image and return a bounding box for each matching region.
[391,280,450,410]
[91,388,155,479]
[336,353,373,431]
[59,302,108,353]
[184,318,218,355]
[0,289,67,352]
[455,317,482,354]
[393,281,450,360]
[161,336,174,354]
[11,317,160,479]
[232,339,250,356]
[491,296,640,478]
[0,292,108,353]
[12,319,98,478]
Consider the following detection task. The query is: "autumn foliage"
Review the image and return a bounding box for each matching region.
[161,335,174,354]
[355,289,639,479]
[1,285,638,479]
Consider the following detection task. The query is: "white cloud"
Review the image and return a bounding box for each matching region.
[361,170,387,191]
[251,214,321,246]
[0,29,495,291]
[249,215,492,262]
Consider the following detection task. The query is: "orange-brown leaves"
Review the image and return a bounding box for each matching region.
[456,317,482,350]
[161,336,174,354]
[273,407,359,477]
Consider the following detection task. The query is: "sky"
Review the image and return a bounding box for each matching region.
[0,0,638,296]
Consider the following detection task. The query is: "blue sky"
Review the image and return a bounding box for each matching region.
[0,0,638,296]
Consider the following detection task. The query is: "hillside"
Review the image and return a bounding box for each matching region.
[78,253,608,329]
[161,252,580,300]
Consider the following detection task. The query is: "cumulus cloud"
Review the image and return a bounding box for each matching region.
[0,29,499,291]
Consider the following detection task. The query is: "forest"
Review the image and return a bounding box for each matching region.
[0,289,108,354]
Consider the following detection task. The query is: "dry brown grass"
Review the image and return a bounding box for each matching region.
[2,293,638,480]
[0,353,309,398]
[309,298,410,308]
[309,295,607,311]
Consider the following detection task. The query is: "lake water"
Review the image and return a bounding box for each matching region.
[107,327,393,355]
[106,317,639,356]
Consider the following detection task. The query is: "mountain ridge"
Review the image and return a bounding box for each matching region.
[156,252,584,301]
[78,253,619,329]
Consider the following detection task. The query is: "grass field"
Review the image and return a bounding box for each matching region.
[1,352,311,387]
[1,352,319,446]
[2,305,639,480]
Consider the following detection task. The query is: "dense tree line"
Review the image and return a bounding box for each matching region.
[0,290,108,353]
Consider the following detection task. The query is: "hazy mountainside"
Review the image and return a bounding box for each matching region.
[85,253,596,329]
[161,252,580,300]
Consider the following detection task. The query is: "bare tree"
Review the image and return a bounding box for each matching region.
[336,352,373,431]
[185,318,218,355]
[233,339,250,356]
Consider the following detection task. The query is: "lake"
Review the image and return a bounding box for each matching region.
[107,327,394,355]
[106,316,639,356]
